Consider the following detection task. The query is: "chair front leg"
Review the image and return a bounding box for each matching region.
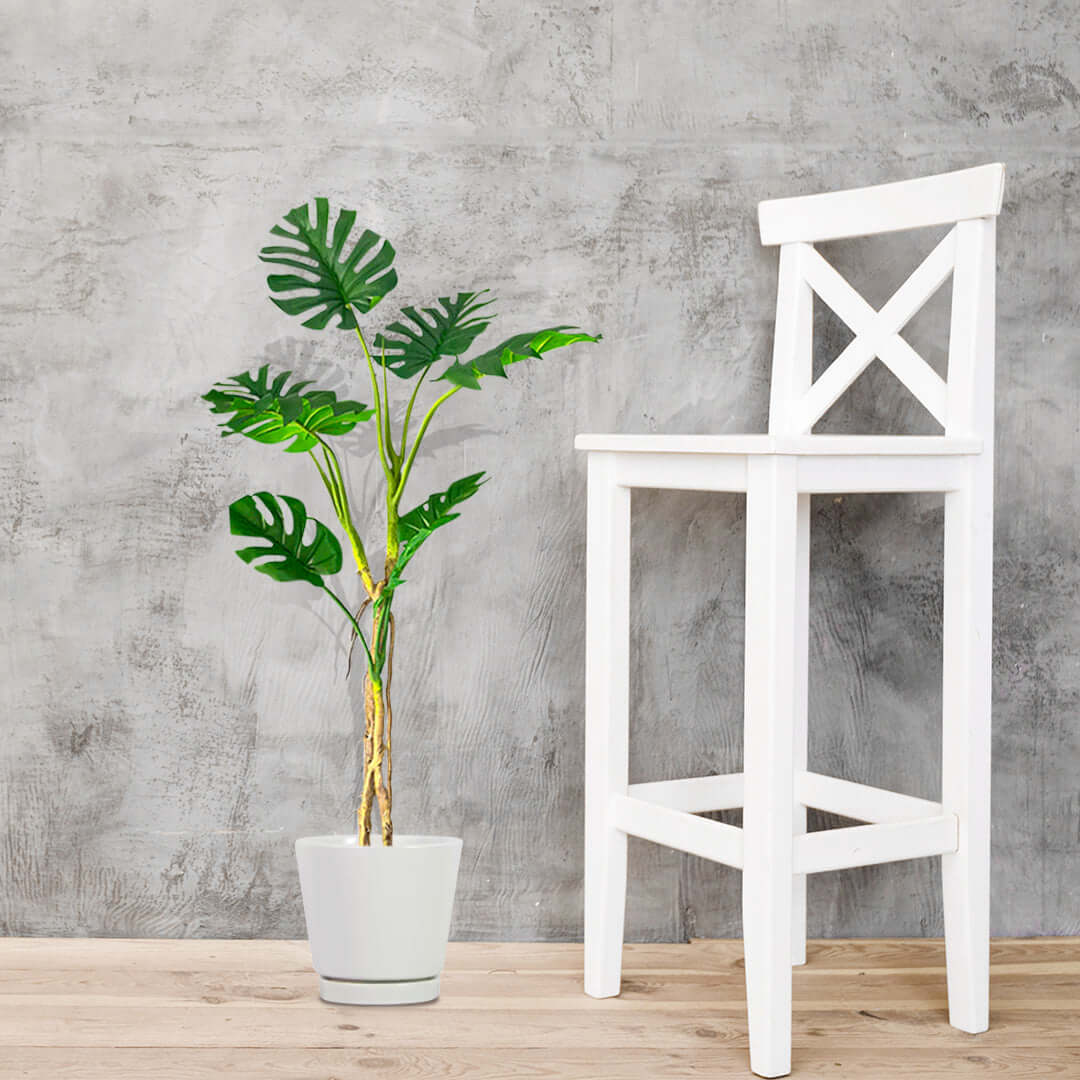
[583,453,631,998]
[791,492,810,967]
[941,465,992,1033]
[742,457,800,1078]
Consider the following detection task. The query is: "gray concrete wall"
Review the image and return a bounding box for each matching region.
[1,0,1077,940]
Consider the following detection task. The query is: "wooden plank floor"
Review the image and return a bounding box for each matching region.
[1,938,1078,1078]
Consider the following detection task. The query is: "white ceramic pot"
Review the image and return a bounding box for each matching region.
[295,834,462,1005]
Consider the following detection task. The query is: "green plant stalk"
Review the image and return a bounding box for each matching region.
[380,341,399,468]
[322,318,402,846]
[308,449,342,516]
[322,584,375,674]
[356,358,450,842]
[386,498,400,566]
[394,384,461,504]
[345,321,404,845]
[399,367,428,452]
[353,322,395,485]
[323,442,376,596]
[309,444,376,597]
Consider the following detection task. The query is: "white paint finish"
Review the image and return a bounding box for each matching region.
[767,242,814,435]
[940,216,996,1036]
[742,455,799,1077]
[947,218,999,438]
[583,454,631,999]
[613,450,749,492]
[578,167,1001,1075]
[769,234,814,971]
[794,817,959,876]
[574,434,982,455]
[294,834,461,1000]
[795,771,945,824]
[794,454,971,493]
[611,796,744,869]
[791,494,810,967]
[757,163,1005,245]
[794,233,955,431]
[627,772,744,813]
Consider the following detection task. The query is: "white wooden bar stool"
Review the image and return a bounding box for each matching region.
[577,163,1004,1078]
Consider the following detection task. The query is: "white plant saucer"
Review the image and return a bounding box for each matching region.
[318,974,440,1005]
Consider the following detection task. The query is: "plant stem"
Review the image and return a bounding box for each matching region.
[372,678,392,845]
[384,612,395,821]
[400,367,428,453]
[353,321,394,484]
[380,340,398,467]
[322,585,375,674]
[372,599,393,845]
[310,442,376,597]
[359,676,377,845]
[342,311,401,847]
[309,449,342,517]
[357,679,387,845]
[386,498,400,566]
[393,383,461,504]
[345,597,373,680]
[357,598,394,846]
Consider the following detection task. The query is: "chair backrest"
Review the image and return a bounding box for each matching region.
[757,163,1004,440]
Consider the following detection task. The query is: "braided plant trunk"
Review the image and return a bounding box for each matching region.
[358,601,394,846]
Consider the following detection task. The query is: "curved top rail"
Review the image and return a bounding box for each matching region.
[758,163,1005,246]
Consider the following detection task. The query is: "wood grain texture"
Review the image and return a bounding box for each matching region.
[1,939,1078,1078]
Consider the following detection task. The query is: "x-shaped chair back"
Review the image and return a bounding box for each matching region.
[761,163,1003,441]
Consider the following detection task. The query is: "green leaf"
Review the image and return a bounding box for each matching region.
[372,291,496,379]
[387,472,487,591]
[439,326,602,390]
[204,365,373,453]
[260,199,398,330]
[230,492,342,587]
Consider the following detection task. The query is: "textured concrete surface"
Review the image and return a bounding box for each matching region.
[1,1,1077,940]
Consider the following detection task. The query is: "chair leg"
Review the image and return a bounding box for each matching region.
[941,466,992,1033]
[583,453,631,999]
[791,492,810,967]
[742,458,799,1078]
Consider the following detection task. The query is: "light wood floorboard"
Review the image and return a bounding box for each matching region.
[0,938,1077,1078]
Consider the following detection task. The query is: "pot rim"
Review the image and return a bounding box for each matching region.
[295,833,462,852]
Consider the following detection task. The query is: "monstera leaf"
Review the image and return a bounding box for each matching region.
[372,291,495,379]
[387,472,487,590]
[204,365,372,453]
[260,199,397,330]
[230,492,342,586]
[439,327,602,390]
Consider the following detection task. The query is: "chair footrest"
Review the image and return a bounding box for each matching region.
[628,773,744,813]
[611,795,744,869]
[794,815,958,873]
[616,771,957,873]
[627,770,943,822]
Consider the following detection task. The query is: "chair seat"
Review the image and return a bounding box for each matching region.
[574,433,982,456]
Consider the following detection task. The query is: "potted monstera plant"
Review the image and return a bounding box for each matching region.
[204,200,599,1004]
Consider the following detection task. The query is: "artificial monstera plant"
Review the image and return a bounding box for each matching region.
[206,199,600,847]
